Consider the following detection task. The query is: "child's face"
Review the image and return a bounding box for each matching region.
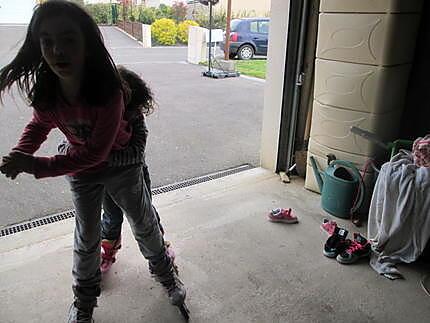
[39,16,86,83]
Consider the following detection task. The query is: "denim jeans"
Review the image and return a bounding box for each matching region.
[101,165,164,240]
[67,165,165,303]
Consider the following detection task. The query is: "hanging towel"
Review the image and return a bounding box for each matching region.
[368,149,430,279]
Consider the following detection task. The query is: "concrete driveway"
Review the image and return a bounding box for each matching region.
[0,26,264,228]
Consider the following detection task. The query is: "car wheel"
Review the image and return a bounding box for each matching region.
[237,44,254,60]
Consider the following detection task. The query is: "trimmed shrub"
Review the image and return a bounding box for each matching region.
[152,18,177,46]
[177,20,199,44]
[138,7,157,25]
[85,3,112,24]
[155,4,173,20]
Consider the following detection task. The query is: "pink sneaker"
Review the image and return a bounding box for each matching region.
[321,219,338,236]
[100,237,121,274]
[268,208,298,224]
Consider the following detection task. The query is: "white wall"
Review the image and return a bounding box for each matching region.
[0,0,37,24]
[260,0,290,171]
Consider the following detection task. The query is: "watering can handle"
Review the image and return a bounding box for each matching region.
[329,160,365,214]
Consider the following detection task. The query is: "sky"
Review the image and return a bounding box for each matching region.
[0,0,180,24]
[0,0,36,24]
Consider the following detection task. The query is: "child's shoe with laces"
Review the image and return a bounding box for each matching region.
[336,233,371,264]
[321,218,338,236]
[323,226,349,258]
[268,208,298,224]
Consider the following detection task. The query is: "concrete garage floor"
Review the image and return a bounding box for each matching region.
[0,168,429,323]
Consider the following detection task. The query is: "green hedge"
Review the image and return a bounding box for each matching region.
[85,4,112,24]
[152,18,178,46]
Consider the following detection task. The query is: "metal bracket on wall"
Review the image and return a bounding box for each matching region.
[296,72,305,86]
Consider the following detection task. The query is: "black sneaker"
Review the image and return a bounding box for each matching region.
[336,233,371,264]
[67,300,95,323]
[323,226,349,258]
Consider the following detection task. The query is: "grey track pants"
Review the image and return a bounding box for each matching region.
[66,165,165,303]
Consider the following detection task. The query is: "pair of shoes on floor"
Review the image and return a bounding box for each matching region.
[267,208,299,224]
[323,226,371,264]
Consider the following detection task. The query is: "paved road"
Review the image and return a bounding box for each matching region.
[0,25,264,228]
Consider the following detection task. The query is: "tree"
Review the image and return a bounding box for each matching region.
[171,1,187,22]
[85,4,112,24]
[155,4,173,20]
[138,7,157,25]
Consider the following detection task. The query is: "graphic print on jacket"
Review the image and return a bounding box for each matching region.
[66,120,93,142]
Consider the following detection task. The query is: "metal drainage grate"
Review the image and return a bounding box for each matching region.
[151,164,253,195]
[0,210,76,238]
[0,164,254,238]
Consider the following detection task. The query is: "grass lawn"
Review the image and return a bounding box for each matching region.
[235,59,267,79]
[200,59,267,79]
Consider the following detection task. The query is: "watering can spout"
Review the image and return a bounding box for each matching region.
[310,156,324,191]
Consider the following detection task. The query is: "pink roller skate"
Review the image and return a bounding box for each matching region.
[100,237,121,274]
[101,238,176,274]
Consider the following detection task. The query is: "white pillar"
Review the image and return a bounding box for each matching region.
[187,26,208,65]
[260,0,291,171]
[141,24,152,48]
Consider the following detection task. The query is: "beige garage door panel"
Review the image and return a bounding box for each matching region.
[309,101,402,156]
[314,59,411,114]
[320,0,423,14]
[317,13,420,66]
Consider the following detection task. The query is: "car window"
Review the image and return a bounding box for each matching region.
[250,21,259,33]
[231,19,241,32]
[259,21,270,34]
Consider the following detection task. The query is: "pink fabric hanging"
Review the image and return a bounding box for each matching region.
[413,135,430,168]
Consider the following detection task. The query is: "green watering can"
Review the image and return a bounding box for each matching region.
[310,156,364,219]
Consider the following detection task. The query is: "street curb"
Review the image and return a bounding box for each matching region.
[240,75,266,83]
[114,26,144,47]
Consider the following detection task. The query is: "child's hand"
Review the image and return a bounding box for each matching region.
[0,151,35,179]
[0,156,21,179]
[0,163,21,180]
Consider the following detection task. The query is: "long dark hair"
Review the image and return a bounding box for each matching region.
[0,0,124,110]
[118,66,155,121]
